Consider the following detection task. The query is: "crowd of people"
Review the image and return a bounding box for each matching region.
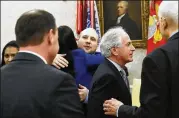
[1,1,178,118]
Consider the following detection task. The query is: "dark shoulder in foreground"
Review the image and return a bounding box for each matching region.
[45,64,73,78]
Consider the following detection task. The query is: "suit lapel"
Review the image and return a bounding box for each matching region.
[104,59,130,94]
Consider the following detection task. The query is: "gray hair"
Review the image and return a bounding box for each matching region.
[100,27,128,57]
[158,1,178,25]
[120,1,129,9]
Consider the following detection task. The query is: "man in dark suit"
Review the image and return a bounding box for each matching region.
[103,1,179,118]
[1,9,85,118]
[87,26,135,118]
[108,1,140,40]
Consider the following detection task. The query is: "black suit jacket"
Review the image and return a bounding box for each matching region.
[87,58,131,118]
[118,32,179,118]
[1,52,85,118]
[107,14,140,40]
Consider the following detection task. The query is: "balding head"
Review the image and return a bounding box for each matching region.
[158,1,178,38]
[80,28,98,40]
[77,28,98,53]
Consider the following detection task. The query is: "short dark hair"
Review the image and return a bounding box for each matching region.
[58,25,78,54]
[15,9,56,46]
[1,40,19,66]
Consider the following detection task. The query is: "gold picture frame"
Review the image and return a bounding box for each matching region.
[96,0,149,48]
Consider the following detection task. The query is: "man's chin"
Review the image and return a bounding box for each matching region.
[129,59,133,62]
[84,50,91,53]
[127,58,133,63]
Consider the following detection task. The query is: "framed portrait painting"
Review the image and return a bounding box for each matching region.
[96,0,149,48]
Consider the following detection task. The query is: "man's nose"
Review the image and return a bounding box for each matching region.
[131,44,135,51]
[85,37,91,43]
[8,56,13,62]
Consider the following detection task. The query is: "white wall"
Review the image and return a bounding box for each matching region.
[1,1,77,53]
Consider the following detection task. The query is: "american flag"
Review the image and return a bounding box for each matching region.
[86,0,101,41]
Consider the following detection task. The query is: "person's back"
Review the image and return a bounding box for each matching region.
[1,9,84,118]
[148,32,179,117]
[1,53,84,118]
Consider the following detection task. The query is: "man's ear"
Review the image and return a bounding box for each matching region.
[161,17,168,30]
[163,19,168,30]
[110,47,118,56]
[47,29,54,45]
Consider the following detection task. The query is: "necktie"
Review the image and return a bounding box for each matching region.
[120,69,129,89]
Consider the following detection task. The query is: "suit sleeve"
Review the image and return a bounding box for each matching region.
[87,74,117,118]
[50,73,85,118]
[118,51,169,118]
[85,52,104,66]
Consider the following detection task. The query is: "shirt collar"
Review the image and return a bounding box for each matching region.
[18,50,47,64]
[170,30,178,38]
[118,14,125,20]
[107,58,123,72]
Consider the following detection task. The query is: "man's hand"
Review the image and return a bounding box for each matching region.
[103,98,123,117]
[52,54,69,69]
[78,84,89,102]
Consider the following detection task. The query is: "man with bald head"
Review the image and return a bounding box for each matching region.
[110,0,140,40]
[77,28,99,54]
[53,28,103,101]
[53,27,100,68]
[103,1,179,118]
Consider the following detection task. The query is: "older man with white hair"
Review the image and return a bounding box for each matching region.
[103,1,179,118]
[87,26,135,118]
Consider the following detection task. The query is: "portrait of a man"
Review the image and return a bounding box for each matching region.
[103,0,142,40]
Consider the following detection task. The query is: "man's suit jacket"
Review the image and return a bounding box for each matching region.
[118,32,179,118]
[87,58,131,118]
[1,52,85,118]
[107,14,140,40]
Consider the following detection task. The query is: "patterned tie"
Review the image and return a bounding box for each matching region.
[120,69,129,89]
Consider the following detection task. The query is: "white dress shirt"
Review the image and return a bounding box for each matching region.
[116,14,126,24]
